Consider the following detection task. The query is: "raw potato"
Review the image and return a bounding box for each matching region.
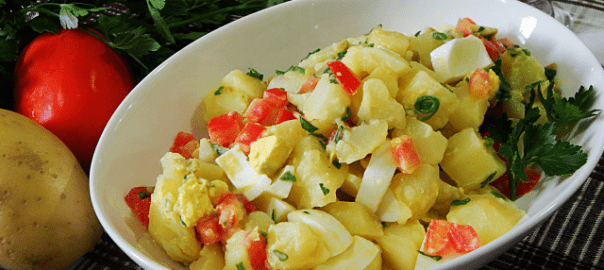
[0,109,103,270]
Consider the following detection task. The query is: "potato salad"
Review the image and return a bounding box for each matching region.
[125,18,595,270]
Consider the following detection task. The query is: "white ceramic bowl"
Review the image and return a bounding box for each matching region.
[90,0,604,269]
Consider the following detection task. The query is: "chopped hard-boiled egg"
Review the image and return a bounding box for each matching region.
[430,35,493,82]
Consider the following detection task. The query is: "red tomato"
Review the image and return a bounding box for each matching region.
[424,220,482,256]
[244,229,269,270]
[244,98,280,126]
[480,36,507,62]
[208,111,244,147]
[14,28,134,171]
[326,61,361,95]
[424,220,452,256]
[196,216,224,245]
[491,168,541,199]
[390,135,421,174]
[455,17,476,37]
[263,88,289,108]
[235,122,266,155]
[299,75,319,94]
[274,108,297,124]
[170,131,199,159]
[468,68,490,99]
[124,186,153,227]
[216,192,247,238]
[448,223,482,253]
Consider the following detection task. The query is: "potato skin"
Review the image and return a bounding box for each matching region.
[0,109,103,270]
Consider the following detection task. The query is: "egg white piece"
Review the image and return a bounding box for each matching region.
[430,35,493,82]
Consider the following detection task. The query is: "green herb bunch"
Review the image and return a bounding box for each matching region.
[0,0,288,109]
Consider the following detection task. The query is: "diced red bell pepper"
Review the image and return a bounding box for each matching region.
[235,122,267,155]
[244,98,281,126]
[468,68,490,99]
[423,220,482,256]
[169,131,199,159]
[490,168,541,200]
[299,75,319,94]
[196,215,224,245]
[327,61,361,95]
[124,186,153,227]
[480,36,507,62]
[263,88,289,108]
[208,111,244,147]
[390,135,421,174]
[455,17,476,37]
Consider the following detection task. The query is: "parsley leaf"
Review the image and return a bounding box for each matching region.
[488,89,594,200]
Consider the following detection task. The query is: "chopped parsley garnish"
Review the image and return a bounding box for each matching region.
[480,172,498,188]
[214,86,224,95]
[337,51,348,61]
[451,198,471,206]
[342,107,352,121]
[302,48,321,60]
[299,116,319,134]
[431,32,448,40]
[276,65,305,75]
[488,56,512,101]
[236,262,245,270]
[272,249,289,261]
[138,191,150,199]
[332,159,342,169]
[414,95,440,121]
[334,126,344,143]
[319,183,330,195]
[491,191,508,200]
[440,82,453,93]
[418,250,442,261]
[414,31,421,37]
[247,68,264,80]
[280,172,297,182]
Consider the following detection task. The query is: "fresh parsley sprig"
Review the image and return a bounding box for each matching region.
[488,85,598,200]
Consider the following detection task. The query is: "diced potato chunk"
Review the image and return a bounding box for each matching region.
[341,46,411,79]
[320,201,384,240]
[302,74,351,123]
[357,78,406,129]
[375,220,426,270]
[267,69,308,93]
[397,70,459,130]
[440,128,506,190]
[336,119,388,164]
[220,69,267,100]
[189,244,225,270]
[252,194,296,223]
[392,116,448,165]
[266,221,331,269]
[447,82,489,132]
[290,136,345,209]
[389,164,440,220]
[447,193,526,244]
[202,86,249,121]
[367,25,411,57]
[408,32,446,70]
